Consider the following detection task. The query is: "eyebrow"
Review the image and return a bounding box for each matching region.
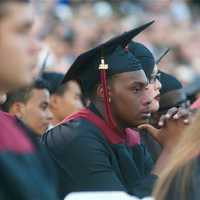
[130,80,148,87]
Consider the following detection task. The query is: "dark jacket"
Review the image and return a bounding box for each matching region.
[0,111,58,200]
[41,105,157,199]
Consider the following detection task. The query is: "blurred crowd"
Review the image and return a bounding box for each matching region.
[33,0,200,85]
[2,1,200,200]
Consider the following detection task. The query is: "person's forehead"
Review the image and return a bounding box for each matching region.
[30,89,50,102]
[2,2,33,23]
[113,70,147,83]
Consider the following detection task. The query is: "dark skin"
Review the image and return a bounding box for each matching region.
[93,70,191,176]
[93,70,152,132]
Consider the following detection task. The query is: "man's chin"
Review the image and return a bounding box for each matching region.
[129,118,150,128]
[137,118,150,125]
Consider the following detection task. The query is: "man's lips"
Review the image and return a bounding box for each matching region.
[140,111,151,118]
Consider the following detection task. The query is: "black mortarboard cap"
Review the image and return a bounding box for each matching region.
[156,49,170,65]
[42,72,65,94]
[62,21,154,95]
[128,41,155,80]
[160,71,183,95]
[159,71,186,111]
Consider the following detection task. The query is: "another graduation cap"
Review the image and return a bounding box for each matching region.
[160,72,183,95]
[62,21,154,88]
[62,21,154,129]
[128,41,155,80]
[156,48,170,65]
[159,71,186,111]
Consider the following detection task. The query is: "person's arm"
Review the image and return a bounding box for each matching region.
[129,144,157,198]
[138,108,189,176]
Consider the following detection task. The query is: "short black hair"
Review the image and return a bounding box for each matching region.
[85,76,114,100]
[2,78,49,112]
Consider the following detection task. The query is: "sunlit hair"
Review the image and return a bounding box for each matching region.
[153,110,200,200]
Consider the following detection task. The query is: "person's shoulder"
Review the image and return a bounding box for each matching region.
[0,110,15,123]
[0,111,35,153]
[41,118,106,148]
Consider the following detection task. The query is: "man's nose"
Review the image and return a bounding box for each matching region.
[141,93,153,105]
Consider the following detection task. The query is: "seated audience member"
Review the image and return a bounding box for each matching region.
[42,72,83,126]
[144,71,188,161]
[128,41,162,162]
[156,71,188,117]
[42,22,189,199]
[153,110,200,200]
[2,78,52,136]
[0,0,59,199]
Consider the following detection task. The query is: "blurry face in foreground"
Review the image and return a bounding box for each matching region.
[0,2,40,92]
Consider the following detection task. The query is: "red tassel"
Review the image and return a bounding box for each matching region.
[100,68,116,129]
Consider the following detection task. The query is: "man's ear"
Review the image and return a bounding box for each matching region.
[96,84,112,100]
[9,102,25,119]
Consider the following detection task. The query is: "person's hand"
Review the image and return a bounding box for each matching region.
[138,115,188,150]
[158,107,191,127]
[138,116,189,176]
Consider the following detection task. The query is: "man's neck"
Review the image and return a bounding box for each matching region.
[92,101,125,133]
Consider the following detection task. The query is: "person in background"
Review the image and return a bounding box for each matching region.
[152,71,188,127]
[42,22,189,199]
[128,41,161,114]
[128,42,189,162]
[42,71,83,126]
[128,41,162,163]
[146,71,188,161]
[0,0,59,199]
[2,78,53,136]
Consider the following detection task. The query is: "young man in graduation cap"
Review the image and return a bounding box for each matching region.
[128,43,190,162]
[0,0,59,199]
[42,22,187,198]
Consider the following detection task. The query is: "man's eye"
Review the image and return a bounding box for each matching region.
[132,87,141,93]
